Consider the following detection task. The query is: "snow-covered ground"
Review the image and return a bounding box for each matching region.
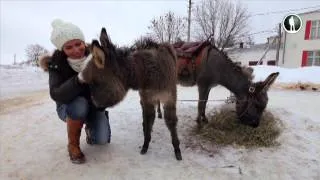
[0,65,48,99]
[0,65,319,180]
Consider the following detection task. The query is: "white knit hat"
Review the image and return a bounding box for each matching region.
[50,19,85,50]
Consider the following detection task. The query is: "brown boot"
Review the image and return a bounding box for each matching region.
[67,118,86,164]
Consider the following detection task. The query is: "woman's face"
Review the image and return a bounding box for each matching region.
[62,39,86,59]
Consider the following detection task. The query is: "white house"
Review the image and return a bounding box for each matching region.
[226,10,320,68]
[279,10,320,68]
[226,40,281,66]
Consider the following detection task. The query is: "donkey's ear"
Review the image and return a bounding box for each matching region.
[91,41,105,69]
[100,27,111,49]
[91,40,101,48]
[261,72,279,91]
[245,67,254,74]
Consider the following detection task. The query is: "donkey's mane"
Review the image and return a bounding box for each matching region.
[115,46,132,58]
[133,37,160,50]
[106,37,160,70]
[108,37,159,65]
[104,38,150,84]
[211,45,237,66]
[210,44,253,81]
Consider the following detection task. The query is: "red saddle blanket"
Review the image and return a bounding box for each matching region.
[174,41,209,76]
[173,41,209,58]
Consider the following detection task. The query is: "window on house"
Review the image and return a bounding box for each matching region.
[267,60,276,65]
[310,20,320,39]
[306,50,320,66]
[249,61,258,66]
[315,51,320,66]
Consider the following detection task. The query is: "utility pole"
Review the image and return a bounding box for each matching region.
[187,0,192,42]
[275,23,282,66]
[257,38,276,65]
[14,54,16,65]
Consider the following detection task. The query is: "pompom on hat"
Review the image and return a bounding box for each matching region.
[50,19,85,50]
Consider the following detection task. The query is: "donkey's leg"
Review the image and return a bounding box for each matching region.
[156,100,162,119]
[163,102,182,160]
[197,85,211,128]
[140,100,156,155]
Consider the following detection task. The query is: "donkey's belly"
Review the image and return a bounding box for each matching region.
[142,90,173,104]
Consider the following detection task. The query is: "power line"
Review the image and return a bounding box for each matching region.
[191,5,320,23]
[247,5,320,18]
[190,3,320,41]
[191,4,320,19]
[235,30,277,39]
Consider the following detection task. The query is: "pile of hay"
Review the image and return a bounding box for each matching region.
[190,104,282,148]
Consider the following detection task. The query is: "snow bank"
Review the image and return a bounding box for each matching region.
[252,65,320,84]
[1,64,319,99]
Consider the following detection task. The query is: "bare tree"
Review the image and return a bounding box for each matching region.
[25,44,48,66]
[246,36,255,46]
[193,0,249,50]
[148,11,187,43]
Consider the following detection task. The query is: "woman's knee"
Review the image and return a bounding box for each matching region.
[66,97,89,120]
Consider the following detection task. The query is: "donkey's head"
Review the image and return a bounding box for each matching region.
[80,28,127,108]
[236,72,279,128]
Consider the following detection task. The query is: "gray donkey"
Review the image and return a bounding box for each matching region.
[79,28,182,160]
[175,41,279,128]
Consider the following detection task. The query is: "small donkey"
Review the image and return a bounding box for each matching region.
[79,28,182,160]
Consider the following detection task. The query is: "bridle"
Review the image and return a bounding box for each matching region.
[237,85,256,118]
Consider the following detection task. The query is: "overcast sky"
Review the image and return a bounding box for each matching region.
[1,0,319,64]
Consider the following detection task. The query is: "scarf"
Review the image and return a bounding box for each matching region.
[67,54,92,73]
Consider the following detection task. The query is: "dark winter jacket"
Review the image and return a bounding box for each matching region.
[40,48,92,107]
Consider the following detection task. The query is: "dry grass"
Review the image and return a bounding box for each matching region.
[190,104,283,149]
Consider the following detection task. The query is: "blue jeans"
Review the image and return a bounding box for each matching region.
[57,97,111,144]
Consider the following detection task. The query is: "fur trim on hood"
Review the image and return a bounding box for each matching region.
[38,54,52,71]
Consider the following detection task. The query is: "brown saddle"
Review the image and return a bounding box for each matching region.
[173,41,209,58]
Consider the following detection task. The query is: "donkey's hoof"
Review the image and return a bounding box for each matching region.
[175,150,182,161]
[196,116,208,128]
[202,116,208,124]
[175,154,182,161]
[140,148,148,155]
[196,121,205,129]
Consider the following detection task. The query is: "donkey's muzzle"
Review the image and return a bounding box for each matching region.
[239,117,260,128]
[242,121,259,128]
